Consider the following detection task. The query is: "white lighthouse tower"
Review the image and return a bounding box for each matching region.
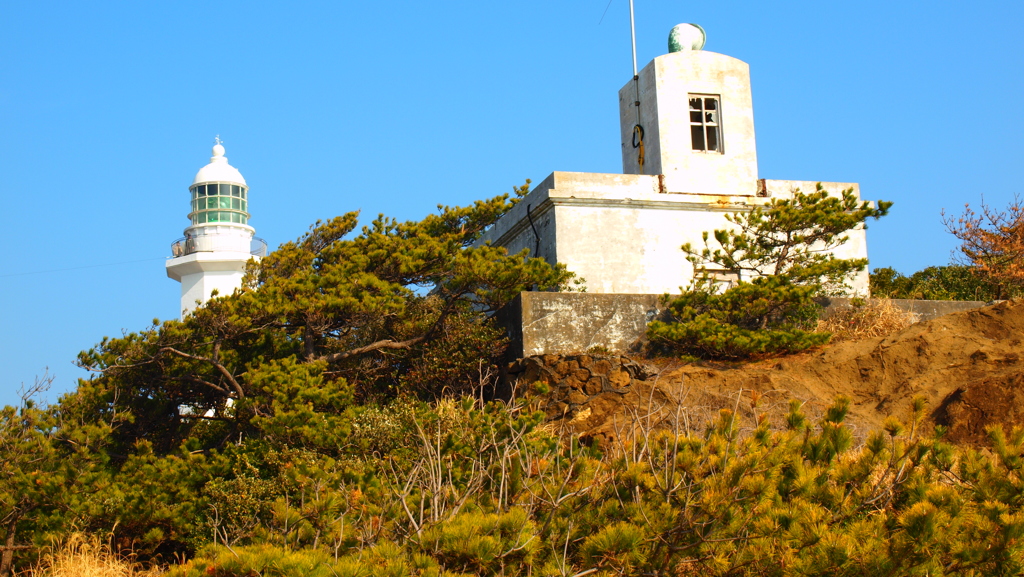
[166,140,266,318]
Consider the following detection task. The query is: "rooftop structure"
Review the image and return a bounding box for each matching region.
[478,25,870,296]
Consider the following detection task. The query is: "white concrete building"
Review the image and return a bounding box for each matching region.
[166,141,266,318]
[478,25,870,296]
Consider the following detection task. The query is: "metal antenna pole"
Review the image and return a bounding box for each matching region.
[629,0,644,174]
[628,0,638,77]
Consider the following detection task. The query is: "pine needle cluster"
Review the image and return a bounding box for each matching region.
[649,185,891,359]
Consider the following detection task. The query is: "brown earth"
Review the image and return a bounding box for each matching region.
[512,299,1024,447]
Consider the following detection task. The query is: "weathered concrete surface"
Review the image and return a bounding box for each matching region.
[476,46,874,298]
[819,297,989,323]
[619,50,758,196]
[498,292,662,358]
[476,172,870,296]
[498,292,991,357]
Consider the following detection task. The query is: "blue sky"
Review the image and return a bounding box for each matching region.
[2,0,1022,406]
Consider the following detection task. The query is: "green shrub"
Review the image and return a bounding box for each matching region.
[651,185,890,358]
[870,265,1003,301]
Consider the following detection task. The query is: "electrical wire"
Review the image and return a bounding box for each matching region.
[598,0,615,24]
[0,256,165,278]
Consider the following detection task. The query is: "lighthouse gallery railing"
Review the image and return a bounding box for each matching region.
[170,237,267,258]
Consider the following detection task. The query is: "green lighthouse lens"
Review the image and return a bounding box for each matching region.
[189,183,250,226]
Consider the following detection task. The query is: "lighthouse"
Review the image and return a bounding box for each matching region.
[166,140,266,318]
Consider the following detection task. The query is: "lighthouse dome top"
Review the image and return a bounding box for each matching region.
[192,140,247,186]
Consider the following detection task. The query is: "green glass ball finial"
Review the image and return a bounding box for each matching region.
[668,23,706,53]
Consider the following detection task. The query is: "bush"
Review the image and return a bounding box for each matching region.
[943,193,1024,299]
[817,298,915,342]
[650,186,890,359]
[649,275,830,358]
[159,396,1024,577]
[870,265,1001,301]
[30,533,161,577]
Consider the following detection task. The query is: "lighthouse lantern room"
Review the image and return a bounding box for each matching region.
[166,140,266,318]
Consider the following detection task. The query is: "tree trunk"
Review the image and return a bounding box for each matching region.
[0,518,16,577]
[304,324,316,361]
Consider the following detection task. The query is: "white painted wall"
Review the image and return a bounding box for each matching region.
[477,172,871,297]
[167,217,257,318]
[476,48,874,298]
[619,51,758,196]
[178,269,247,315]
[166,251,256,318]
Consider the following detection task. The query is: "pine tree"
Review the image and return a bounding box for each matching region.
[649,185,891,358]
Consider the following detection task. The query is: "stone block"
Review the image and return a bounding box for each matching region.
[567,390,588,404]
[592,359,612,376]
[609,369,631,389]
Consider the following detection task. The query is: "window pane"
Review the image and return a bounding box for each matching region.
[689,98,701,110]
[705,111,717,124]
[231,185,240,197]
[704,98,717,110]
[241,190,247,200]
[241,200,247,211]
[219,197,231,209]
[691,125,705,150]
[232,198,241,209]
[706,126,719,151]
[198,213,207,224]
[196,185,205,196]
[690,110,702,123]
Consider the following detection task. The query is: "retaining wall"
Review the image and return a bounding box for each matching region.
[497,292,989,357]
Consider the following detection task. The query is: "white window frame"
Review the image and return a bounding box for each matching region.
[688,94,723,154]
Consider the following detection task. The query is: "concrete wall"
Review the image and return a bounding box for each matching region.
[619,51,758,196]
[498,292,989,358]
[819,297,989,323]
[497,292,662,358]
[166,252,255,318]
[178,268,247,317]
[477,47,873,300]
[762,180,871,294]
[476,172,870,296]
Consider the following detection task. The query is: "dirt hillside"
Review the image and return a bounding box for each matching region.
[526,299,1024,447]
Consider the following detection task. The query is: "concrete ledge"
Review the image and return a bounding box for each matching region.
[497,292,991,357]
[818,297,989,323]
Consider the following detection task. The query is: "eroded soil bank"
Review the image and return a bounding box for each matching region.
[511,299,1024,447]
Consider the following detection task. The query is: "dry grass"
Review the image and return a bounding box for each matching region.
[817,298,915,342]
[25,534,162,577]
